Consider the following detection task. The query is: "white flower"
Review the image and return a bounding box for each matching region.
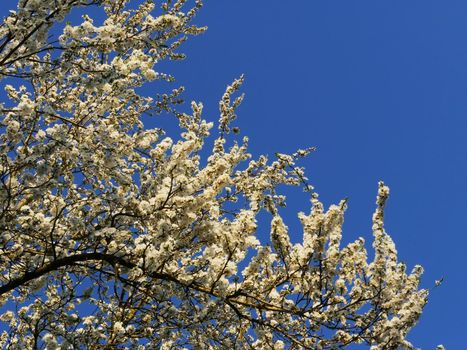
[139,200,151,214]
[144,69,157,80]
[274,340,285,350]
[0,311,13,321]
[17,96,34,114]
[6,119,20,135]
[82,316,95,326]
[42,333,58,349]
[153,14,181,29]
[113,321,125,334]
[36,129,46,140]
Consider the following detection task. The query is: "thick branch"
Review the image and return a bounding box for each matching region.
[0,252,177,296]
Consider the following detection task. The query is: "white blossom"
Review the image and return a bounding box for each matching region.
[0,0,436,349]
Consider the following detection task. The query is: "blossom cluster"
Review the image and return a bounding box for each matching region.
[0,0,433,349]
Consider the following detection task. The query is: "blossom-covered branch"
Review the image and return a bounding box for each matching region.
[0,1,433,349]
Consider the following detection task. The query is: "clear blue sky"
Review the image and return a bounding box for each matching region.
[171,1,464,348]
[3,1,465,348]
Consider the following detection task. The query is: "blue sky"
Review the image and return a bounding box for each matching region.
[171,1,464,347]
[2,0,465,348]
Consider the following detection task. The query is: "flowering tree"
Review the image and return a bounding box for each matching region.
[0,0,432,349]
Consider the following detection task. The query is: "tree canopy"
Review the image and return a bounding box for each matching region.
[0,1,432,349]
